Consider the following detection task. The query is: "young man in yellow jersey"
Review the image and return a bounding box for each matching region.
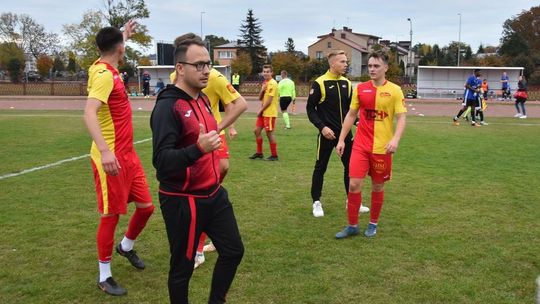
[249,64,279,161]
[335,50,407,239]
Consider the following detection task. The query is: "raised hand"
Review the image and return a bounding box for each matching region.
[197,124,221,153]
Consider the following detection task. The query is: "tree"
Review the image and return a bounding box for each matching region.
[477,44,485,54]
[66,51,78,74]
[138,56,151,66]
[239,9,266,75]
[36,54,54,78]
[102,0,152,48]
[304,58,328,81]
[63,10,105,71]
[53,55,66,75]
[0,42,25,69]
[500,5,540,56]
[231,51,252,78]
[285,38,295,53]
[0,13,59,60]
[270,51,303,80]
[7,57,23,82]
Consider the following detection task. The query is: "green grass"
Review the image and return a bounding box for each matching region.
[0,110,539,303]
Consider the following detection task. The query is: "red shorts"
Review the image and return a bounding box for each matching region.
[256,116,276,131]
[91,150,152,215]
[349,149,393,183]
[216,134,229,159]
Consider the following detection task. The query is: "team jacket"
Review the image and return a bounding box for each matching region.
[306,70,352,134]
[150,85,220,196]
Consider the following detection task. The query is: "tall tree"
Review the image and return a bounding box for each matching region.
[270,51,302,80]
[231,51,252,78]
[36,54,54,78]
[102,0,152,48]
[0,13,59,59]
[239,9,266,75]
[499,5,540,56]
[285,38,295,53]
[63,10,105,71]
[53,55,66,75]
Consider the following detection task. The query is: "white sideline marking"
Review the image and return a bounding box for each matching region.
[0,138,152,180]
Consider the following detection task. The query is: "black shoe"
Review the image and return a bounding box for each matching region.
[265,155,279,161]
[116,243,145,269]
[97,277,127,296]
[249,153,264,159]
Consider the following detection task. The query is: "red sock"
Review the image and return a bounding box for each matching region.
[197,233,207,252]
[256,138,263,154]
[369,191,384,224]
[125,205,154,240]
[97,215,119,262]
[270,142,277,157]
[347,192,362,226]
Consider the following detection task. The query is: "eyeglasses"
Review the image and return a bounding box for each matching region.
[177,61,212,71]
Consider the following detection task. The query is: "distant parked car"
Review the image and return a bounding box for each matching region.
[26,71,43,82]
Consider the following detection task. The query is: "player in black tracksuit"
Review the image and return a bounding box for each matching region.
[307,63,353,214]
[151,84,244,303]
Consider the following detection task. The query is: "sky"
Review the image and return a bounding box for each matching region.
[4,0,538,55]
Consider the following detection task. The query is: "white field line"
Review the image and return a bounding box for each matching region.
[0,138,152,180]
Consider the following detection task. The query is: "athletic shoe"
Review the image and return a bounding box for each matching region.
[452,119,460,126]
[116,243,145,270]
[284,126,291,129]
[335,226,359,239]
[312,201,324,217]
[364,223,378,238]
[345,200,370,213]
[514,113,522,117]
[194,252,205,269]
[519,115,527,119]
[248,153,264,159]
[359,205,370,213]
[203,242,216,253]
[471,122,480,127]
[480,121,488,126]
[97,277,127,296]
[265,155,279,161]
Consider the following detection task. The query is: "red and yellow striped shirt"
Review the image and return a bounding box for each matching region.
[351,80,406,154]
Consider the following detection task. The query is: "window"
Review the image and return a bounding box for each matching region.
[316,51,324,59]
[218,51,234,59]
[327,41,332,48]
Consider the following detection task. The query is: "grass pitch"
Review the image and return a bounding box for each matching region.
[0,110,539,303]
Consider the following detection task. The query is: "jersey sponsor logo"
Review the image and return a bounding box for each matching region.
[329,85,335,89]
[362,89,373,93]
[364,109,388,121]
[185,110,192,117]
[373,159,387,174]
[226,83,237,94]
[379,92,391,97]
[342,84,347,88]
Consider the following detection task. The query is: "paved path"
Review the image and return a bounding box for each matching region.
[0,95,538,118]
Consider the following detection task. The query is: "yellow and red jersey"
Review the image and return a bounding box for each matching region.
[351,80,406,154]
[202,69,241,131]
[87,60,133,157]
[262,78,279,117]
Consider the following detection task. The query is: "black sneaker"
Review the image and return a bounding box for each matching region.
[249,153,264,159]
[97,277,127,296]
[265,155,279,161]
[116,243,145,269]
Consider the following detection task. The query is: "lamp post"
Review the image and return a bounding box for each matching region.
[457,13,461,66]
[407,18,413,77]
[200,11,205,39]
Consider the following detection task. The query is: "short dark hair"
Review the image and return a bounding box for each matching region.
[173,33,205,63]
[95,27,123,54]
[280,70,287,77]
[474,69,481,73]
[263,64,273,72]
[368,50,389,65]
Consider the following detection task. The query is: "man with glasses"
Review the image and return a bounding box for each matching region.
[151,33,244,303]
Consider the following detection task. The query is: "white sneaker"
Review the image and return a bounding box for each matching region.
[519,115,527,119]
[345,200,370,213]
[194,252,205,269]
[312,201,324,217]
[514,113,522,118]
[359,205,370,213]
[203,242,216,253]
[480,121,488,126]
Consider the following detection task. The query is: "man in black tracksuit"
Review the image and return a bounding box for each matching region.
[151,33,243,304]
[307,50,369,217]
